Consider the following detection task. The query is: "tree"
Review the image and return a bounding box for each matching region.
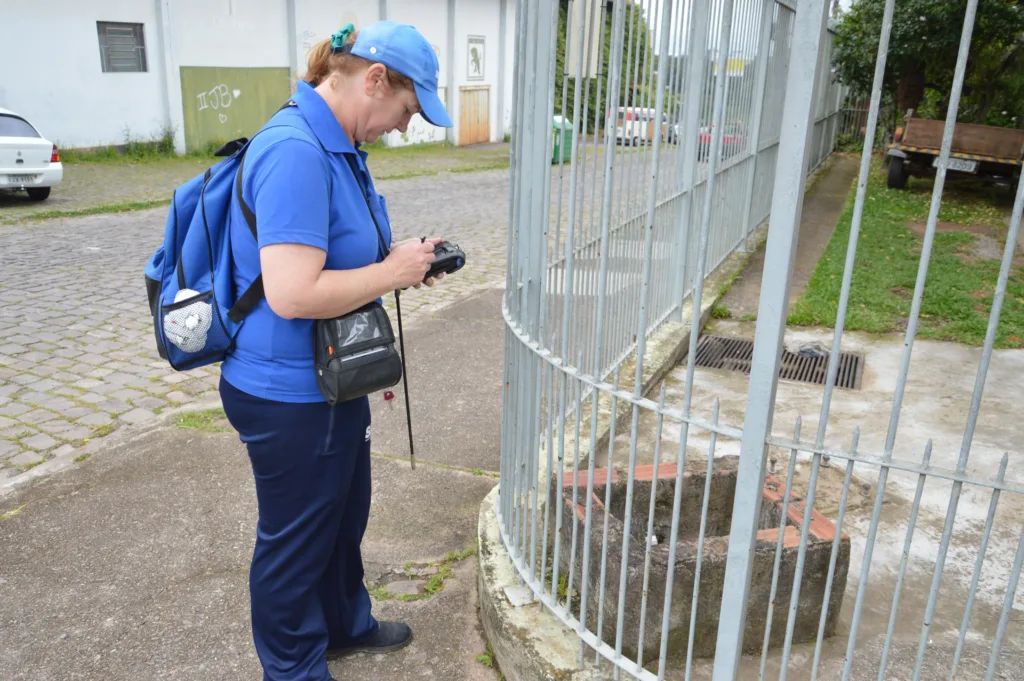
[832,0,1023,126]
[554,0,653,134]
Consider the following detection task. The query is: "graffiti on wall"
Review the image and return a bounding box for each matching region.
[180,67,290,151]
[195,84,243,125]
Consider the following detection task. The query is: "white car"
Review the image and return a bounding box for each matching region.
[0,107,63,201]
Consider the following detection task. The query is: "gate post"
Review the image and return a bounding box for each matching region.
[710,1,832,679]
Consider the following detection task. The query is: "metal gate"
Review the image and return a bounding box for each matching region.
[498,0,1024,679]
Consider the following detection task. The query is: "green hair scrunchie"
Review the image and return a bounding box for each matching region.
[331,23,356,53]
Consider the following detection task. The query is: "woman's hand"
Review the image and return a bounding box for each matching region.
[383,238,443,290]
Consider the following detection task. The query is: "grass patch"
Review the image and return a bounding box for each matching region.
[477,640,496,667]
[89,424,116,439]
[557,572,569,604]
[369,586,394,601]
[711,305,730,319]
[58,127,218,165]
[373,546,476,602]
[74,453,91,463]
[739,313,757,322]
[175,408,230,433]
[789,158,1024,347]
[7,199,171,224]
[0,504,28,521]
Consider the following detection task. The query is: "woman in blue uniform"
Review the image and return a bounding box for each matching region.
[218,21,452,681]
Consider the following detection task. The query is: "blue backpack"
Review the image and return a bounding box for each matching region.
[144,104,304,371]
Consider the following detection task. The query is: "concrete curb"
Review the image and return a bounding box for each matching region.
[477,485,611,681]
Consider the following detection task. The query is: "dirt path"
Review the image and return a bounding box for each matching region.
[720,154,860,319]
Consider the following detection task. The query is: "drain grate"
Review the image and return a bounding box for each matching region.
[693,335,863,389]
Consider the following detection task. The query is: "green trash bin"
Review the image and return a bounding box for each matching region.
[552,115,574,163]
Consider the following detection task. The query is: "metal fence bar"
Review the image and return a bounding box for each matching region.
[877,441,933,680]
[635,386,668,669]
[578,0,629,658]
[577,0,606,377]
[810,429,859,680]
[684,400,721,681]
[566,348,585,607]
[779,443,824,679]
[949,454,1009,680]
[529,0,561,587]
[738,0,774,250]
[521,0,555,573]
[758,420,801,681]
[711,1,832,678]
[550,0,594,605]
[811,0,892,452]
[669,0,711,322]
[984,529,1024,681]
[594,367,622,660]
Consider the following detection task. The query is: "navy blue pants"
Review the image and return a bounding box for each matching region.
[220,377,378,681]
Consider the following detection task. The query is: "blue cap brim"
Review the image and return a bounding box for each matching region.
[415,82,453,128]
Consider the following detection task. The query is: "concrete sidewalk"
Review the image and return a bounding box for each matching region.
[0,288,507,681]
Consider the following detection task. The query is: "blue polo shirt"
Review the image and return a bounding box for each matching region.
[222,81,393,403]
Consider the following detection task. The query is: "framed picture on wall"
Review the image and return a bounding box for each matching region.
[467,35,485,81]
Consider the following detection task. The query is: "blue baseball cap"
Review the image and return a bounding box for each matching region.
[350,21,453,128]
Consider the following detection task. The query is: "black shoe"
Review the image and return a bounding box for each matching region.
[329,621,413,657]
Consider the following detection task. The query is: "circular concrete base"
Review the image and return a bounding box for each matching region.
[477,486,614,681]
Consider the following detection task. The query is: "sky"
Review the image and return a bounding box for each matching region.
[627,0,857,56]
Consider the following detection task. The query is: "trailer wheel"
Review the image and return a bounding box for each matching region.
[887,157,908,189]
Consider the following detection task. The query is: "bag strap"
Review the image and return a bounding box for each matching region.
[227,147,264,323]
[341,154,391,262]
[227,101,301,324]
[340,153,417,470]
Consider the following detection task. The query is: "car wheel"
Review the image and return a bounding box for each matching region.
[886,157,908,189]
[26,187,51,201]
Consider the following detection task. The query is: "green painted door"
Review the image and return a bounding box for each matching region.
[179,67,292,152]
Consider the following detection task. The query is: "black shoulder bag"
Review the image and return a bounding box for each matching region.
[313,155,417,467]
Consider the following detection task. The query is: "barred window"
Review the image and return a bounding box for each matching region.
[97,22,148,73]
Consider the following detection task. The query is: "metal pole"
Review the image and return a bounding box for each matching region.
[668,0,711,322]
[737,0,775,250]
[710,1,832,679]
[577,0,629,664]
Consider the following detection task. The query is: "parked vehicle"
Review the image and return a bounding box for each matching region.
[697,122,747,160]
[886,116,1023,190]
[0,107,63,201]
[616,107,676,146]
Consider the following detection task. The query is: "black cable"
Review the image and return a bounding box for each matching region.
[394,289,415,470]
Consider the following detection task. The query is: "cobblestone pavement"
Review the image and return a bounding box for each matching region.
[0,168,511,479]
[0,143,510,224]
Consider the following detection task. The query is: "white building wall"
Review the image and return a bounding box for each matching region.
[0,0,167,149]
[382,0,449,146]
[294,0,384,78]
[502,0,516,139]
[453,0,503,143]
[164,0,292,152]
[0,0,514,151]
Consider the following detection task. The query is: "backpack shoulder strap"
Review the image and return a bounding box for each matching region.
[227,102,312,324]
